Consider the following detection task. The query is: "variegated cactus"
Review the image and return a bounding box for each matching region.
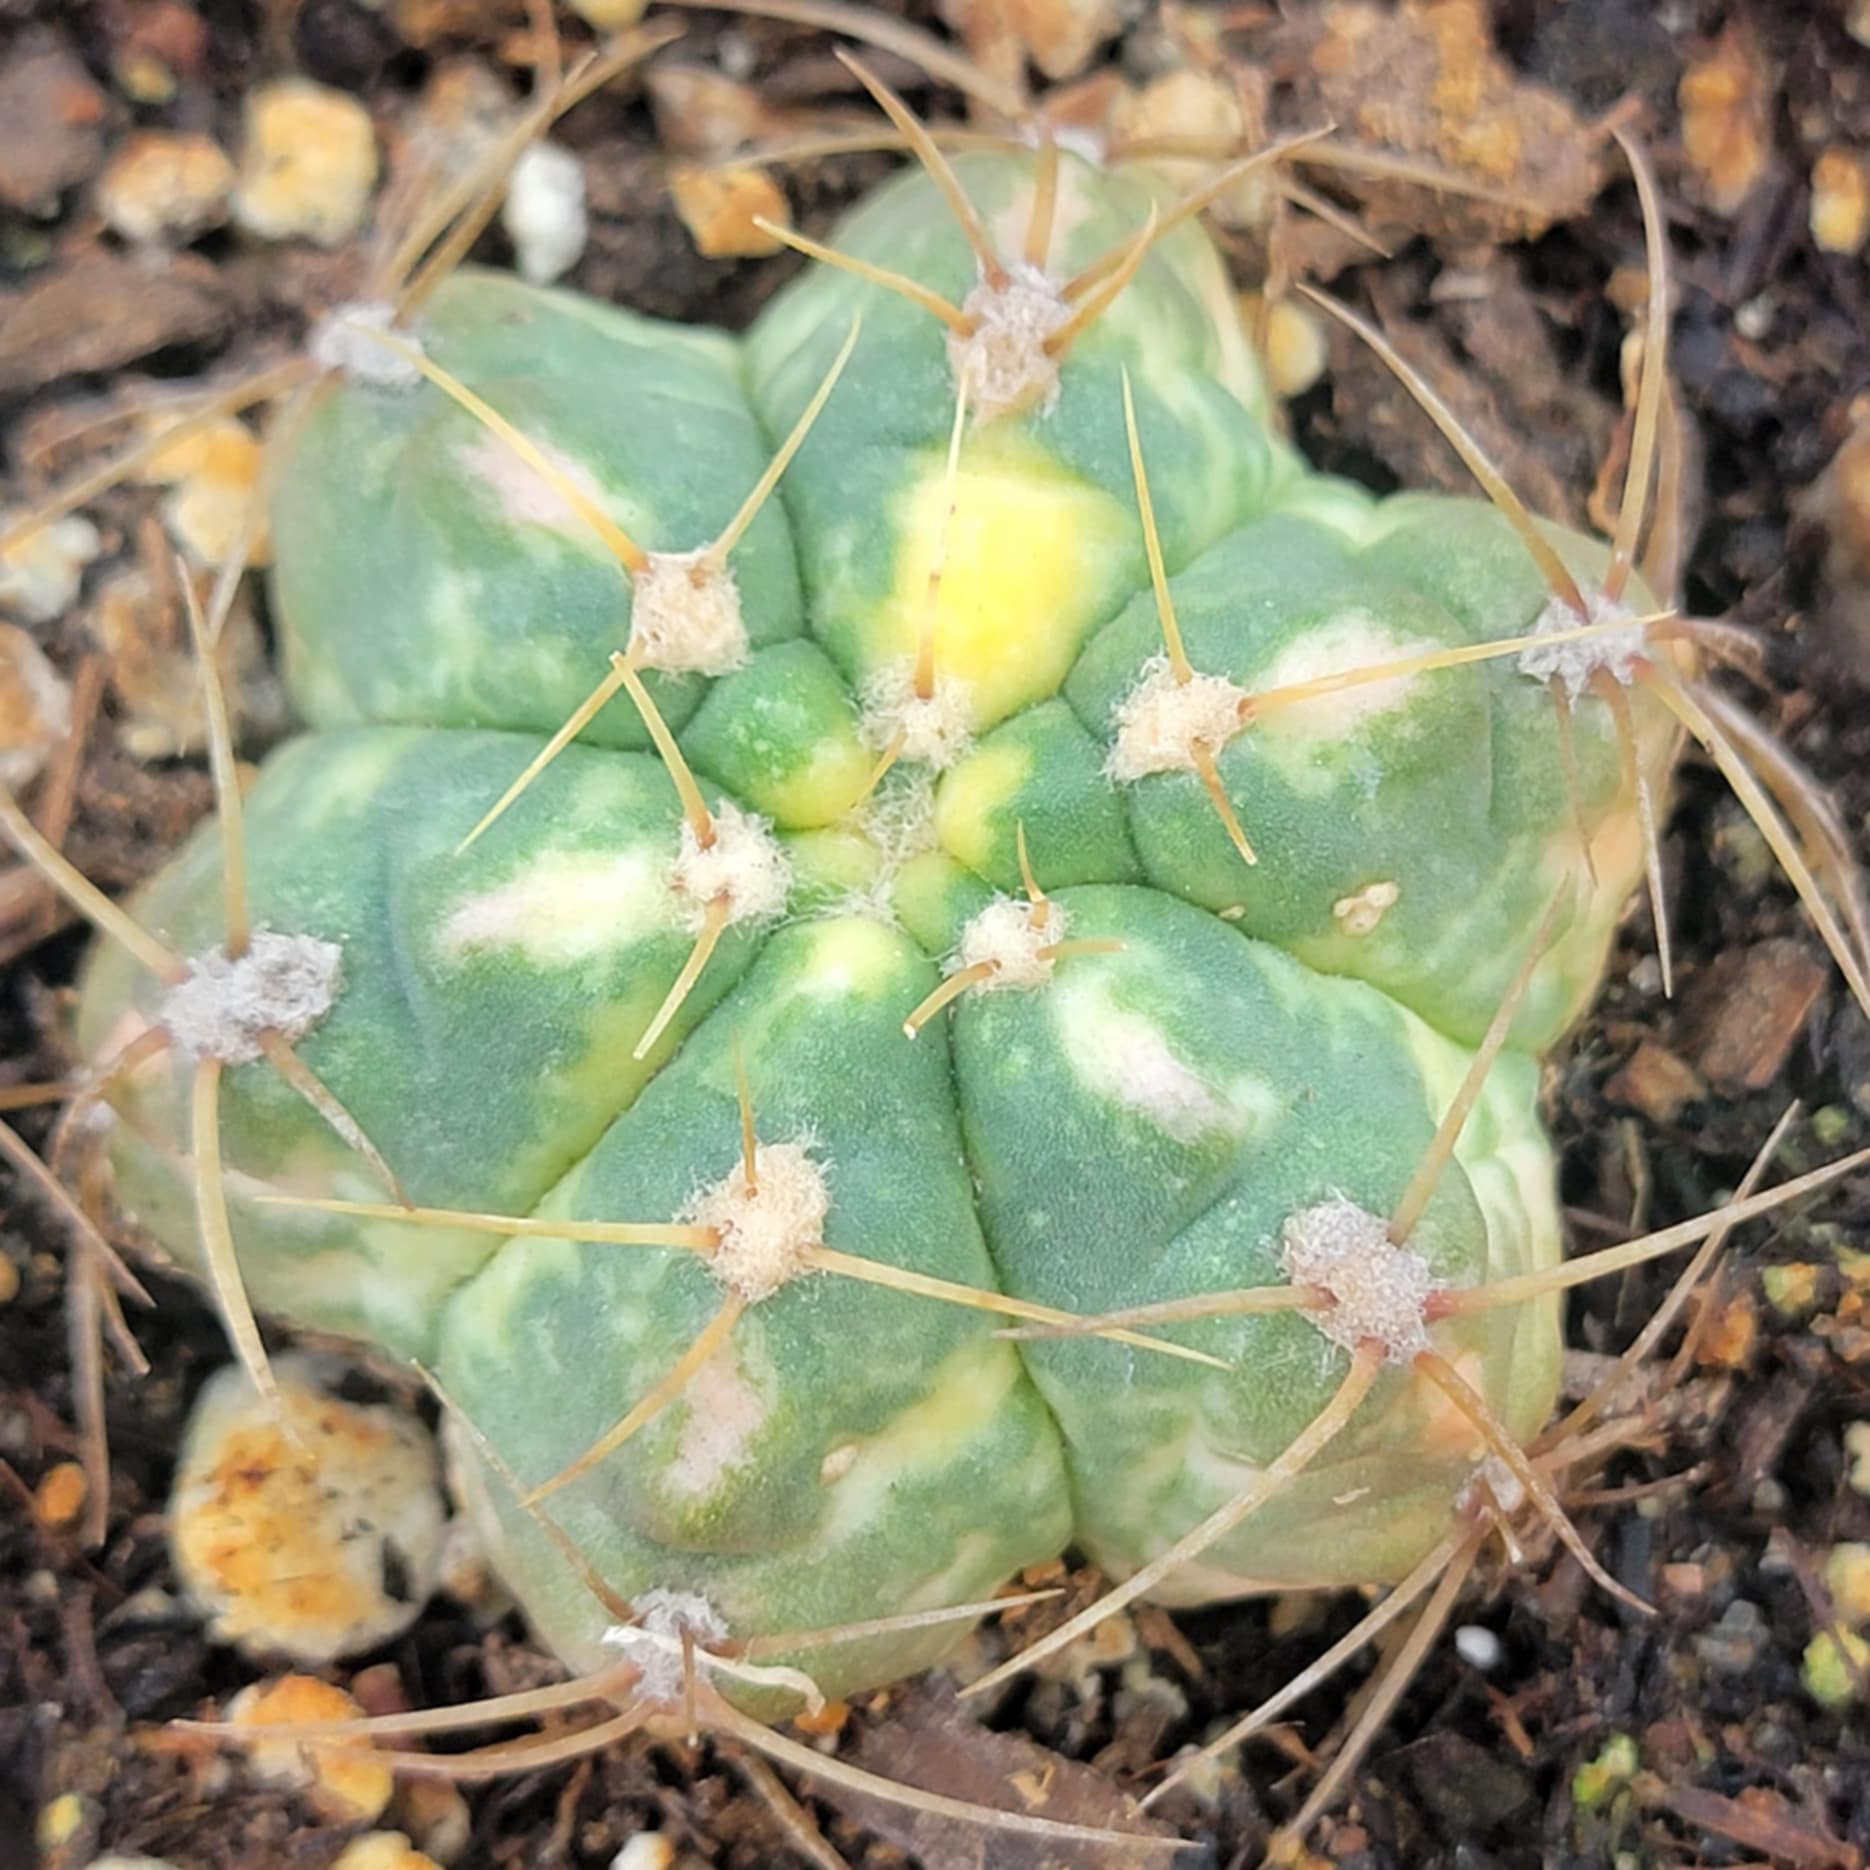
[21,65,1866,1853]
[74,133,1664,1681]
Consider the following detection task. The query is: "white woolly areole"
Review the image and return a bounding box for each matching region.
[669,800,790,933]
[859,771,937,867]
[947,262,1071,422]
[861,661,975,771]
[602,1587,825,1713]
[602,1589,729,1705]
[825,775,938,927]
[1516,589,1646,701]
[629,548,748,676]
[682,1140,829,1303]
[159,929,344,1066]
[953,895,1063,992]
[308,301,421,388]
[1279,1194,1440,1365]
[1107,656,1249,783]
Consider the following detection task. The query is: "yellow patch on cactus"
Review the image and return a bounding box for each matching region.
[798,916,914,1000]
[758,729,874,831]
[818,1337,1024,1543]
[934,736,1033,873]
[884,435,1131,730]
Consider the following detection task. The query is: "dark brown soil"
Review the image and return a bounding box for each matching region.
[4,3,1869,1868]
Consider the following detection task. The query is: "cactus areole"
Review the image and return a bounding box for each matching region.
[79,147,1682,1715]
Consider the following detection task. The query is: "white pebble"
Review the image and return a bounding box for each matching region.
[503,142,588,286]
[610,1834,675,1870]
[1454,1623,1502,1670]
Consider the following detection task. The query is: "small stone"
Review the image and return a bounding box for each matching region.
[1659,1561,1706,1598]
[1683,940,1828,1092]
[565,0,648,24]
[87,565,271,763]
[610,1840,675,1870]
[1815,1105,1856,1150]
[939,0,1126,83]
[138,415,268,570]
[172,1354,446,1664]
[502,142,586,286]
[227,1675,394,1823]
[1733,293,1775,341]
[792,1697,850,1738]
[1454,1624,1501,1669]
[1258,296,1330,398]
[36,1792,91,1854]
[1801,1626,1868,1710]
[233,79,378,248]
[1694,1597,1767,1674]
[1761,1263,1822,1315]
[96,132,234,246]
[0,34,109,217]
[1605,1040,1706,1122]
[108,0,209,103]
[0,514,101,624]
[646,65,774,158]
[1288,0,1600,242]
[393,1780,471,1866]
[1811,148,1870,257]
[1824,1543,1870,1623]
[1115,71,1263,216]
[1399,1730,1533,1832]
[0,623,73,791]
[1038,1608,1137,1683]
[330,1835,442,1870]
[669,164,789,258]
[1680,25,1773,215]
[434,1514,501,1611]
[1694,1290,1759,1370]
[33,1460,87,1529]
[1848,1422,1870,1496]
[1571,1732,1639,1809]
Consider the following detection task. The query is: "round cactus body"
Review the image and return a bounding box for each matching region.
[78,140,1680,1712]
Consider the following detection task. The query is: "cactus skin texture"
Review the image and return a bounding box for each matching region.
[77,146,1678,1705]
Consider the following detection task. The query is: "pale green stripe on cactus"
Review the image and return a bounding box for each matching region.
[1064,499,1672,1050]
[77,729,767,1355]
[437,917,1074,1697]
[677,638,871,829]
[934,699,1141,891]
[952,885,1560,1592]
[274,270,804,751]
[742,150,1299,735]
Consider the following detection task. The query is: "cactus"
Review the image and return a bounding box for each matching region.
[9,34,1870,1858]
